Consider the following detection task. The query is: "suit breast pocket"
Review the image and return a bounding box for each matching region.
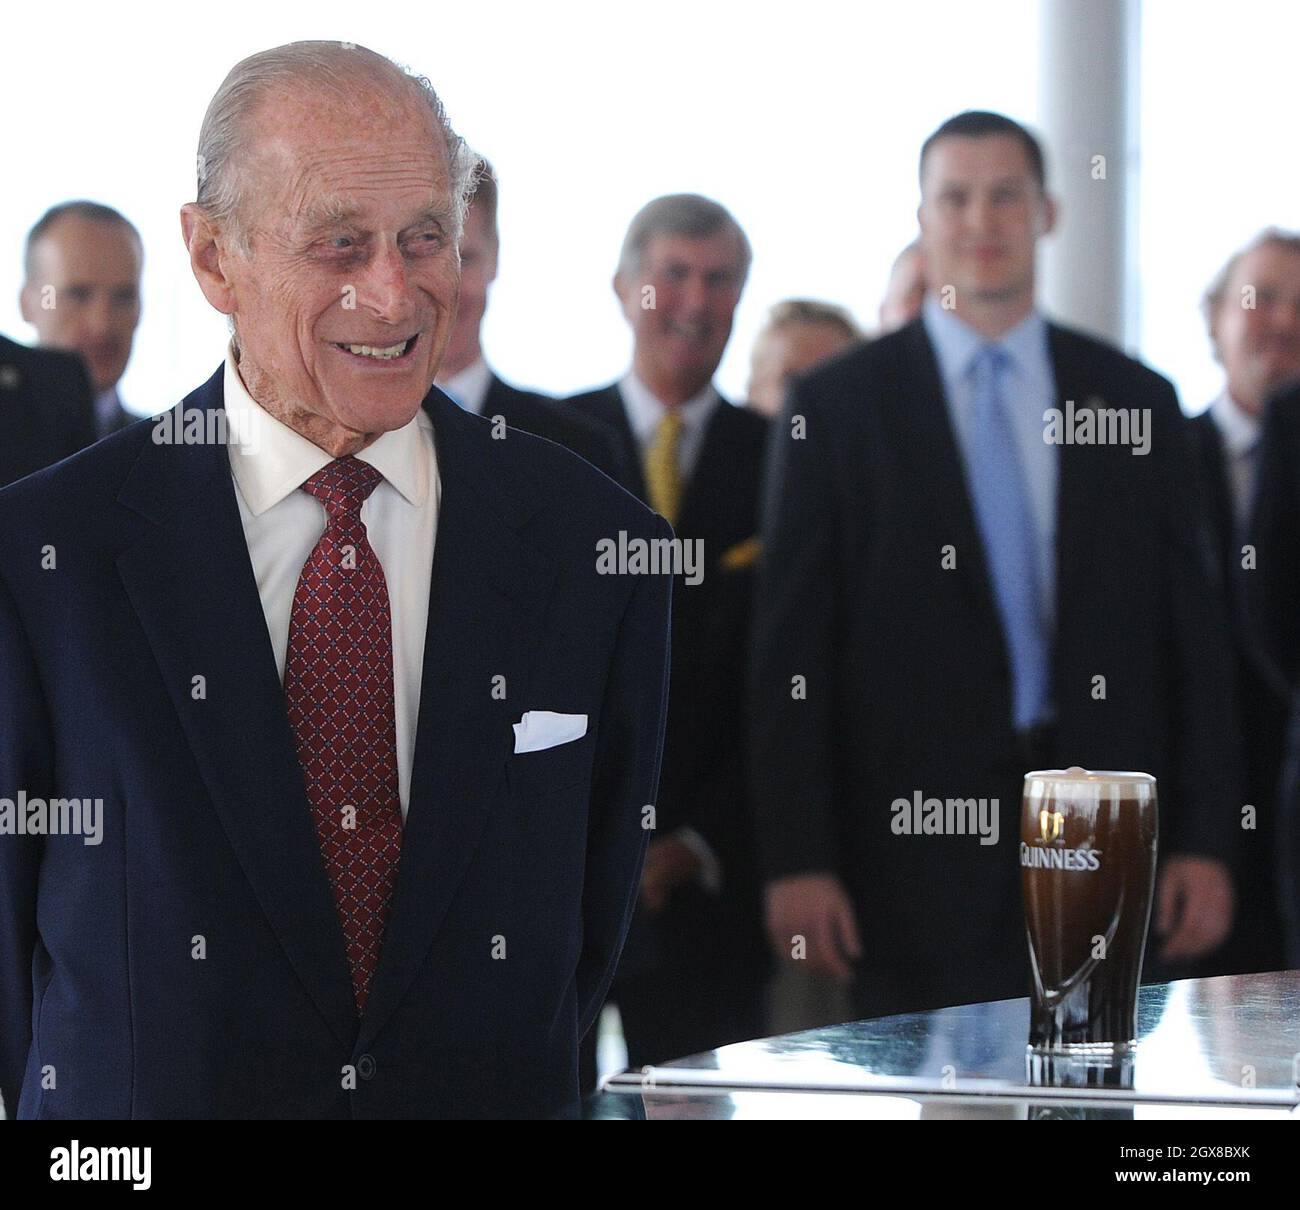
[505,737,594,799]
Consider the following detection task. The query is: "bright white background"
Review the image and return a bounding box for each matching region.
[1138,1,1300,412]
[3,1,1296,416]
[1,0,1038,413]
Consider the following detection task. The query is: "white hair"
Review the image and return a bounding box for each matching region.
[194,40,479,252]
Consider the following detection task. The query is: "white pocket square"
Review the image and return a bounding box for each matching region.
[512,710,589,754]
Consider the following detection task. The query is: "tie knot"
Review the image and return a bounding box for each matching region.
[300,456,384,518]
[657,410,685,441]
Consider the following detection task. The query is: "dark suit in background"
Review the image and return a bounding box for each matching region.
[751,319,1240,1019]
[0,334,96,488]
[481,373,632,488]
[1252,383,1300,690]
[1251,381,1300,964]
[570,383,771,1069]
[1188,410,1288,973]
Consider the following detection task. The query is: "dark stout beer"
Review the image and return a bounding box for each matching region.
[1020,768,1158,1054]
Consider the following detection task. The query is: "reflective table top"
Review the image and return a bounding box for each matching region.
[590,971,1300,1120]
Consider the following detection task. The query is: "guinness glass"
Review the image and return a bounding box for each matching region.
[1021,767,1157,1057]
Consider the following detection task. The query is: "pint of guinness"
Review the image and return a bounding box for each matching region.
[1020,768,1158,1056]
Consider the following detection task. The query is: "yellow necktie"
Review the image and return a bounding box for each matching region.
[644,411,685,525]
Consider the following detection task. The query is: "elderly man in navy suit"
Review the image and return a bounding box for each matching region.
[0,41,670,1120]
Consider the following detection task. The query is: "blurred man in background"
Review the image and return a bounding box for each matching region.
[746,298,861,419]
[751,111,1239,1022]
[21,201,143,437]
[434,159,628,484]
[569,194,770,1078]
[1255,376,1300,968]
[1190,229,1300,974]
[879,238,926,333]
[0,333,95,487]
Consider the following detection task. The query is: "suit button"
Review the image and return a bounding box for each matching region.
[357,1054,377,1080]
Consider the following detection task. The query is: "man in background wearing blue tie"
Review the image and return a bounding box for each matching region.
[751,111,1239,1020]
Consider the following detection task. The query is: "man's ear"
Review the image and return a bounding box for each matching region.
[180,203,237,317]
[1206,304,1223,365]
[17,283,35,325]
[1040,194,1060,238]
[612,271,634,319]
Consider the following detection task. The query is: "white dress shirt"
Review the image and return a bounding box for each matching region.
[617,372,719,481]
[436,356,493,416]
[223,344,441,819]
[1208,388,1262,528]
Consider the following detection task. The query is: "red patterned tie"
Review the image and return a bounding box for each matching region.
[284,455,404,1016]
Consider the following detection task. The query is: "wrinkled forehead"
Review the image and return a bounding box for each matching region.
[243,86,453,226]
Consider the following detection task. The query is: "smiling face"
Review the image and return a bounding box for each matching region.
[21,214,142,395]
[182,82,460,454]
[918,133,1054,323]
[1211,241,1300,414]
[615,229,745,406]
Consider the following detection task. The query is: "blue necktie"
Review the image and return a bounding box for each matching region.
[966,345,1050,731]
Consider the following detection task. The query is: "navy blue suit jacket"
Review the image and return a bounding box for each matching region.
[0,335,97,488]
[0,366,671,1119]
[750,319,1240,1013]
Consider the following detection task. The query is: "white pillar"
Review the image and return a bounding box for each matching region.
[1037,0,1138,348]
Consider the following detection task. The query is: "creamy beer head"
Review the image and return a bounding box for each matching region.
[1021,767,1158,1056]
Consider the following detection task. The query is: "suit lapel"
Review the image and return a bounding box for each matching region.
[594,386,647,501]
[1046,327,1132,663]
[676,396,741,541]
[483,373,512,425]
[115,367,358,1050]
[357,391,557,1051]
[1191,414,1235,584]
[897,322,1004,630]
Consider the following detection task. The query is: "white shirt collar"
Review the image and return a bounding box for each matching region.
[1209,388,1261,458]
[617,370,718,444]
[222,341,432,517]
[921,293,1051,386]
[435,356,493,416]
